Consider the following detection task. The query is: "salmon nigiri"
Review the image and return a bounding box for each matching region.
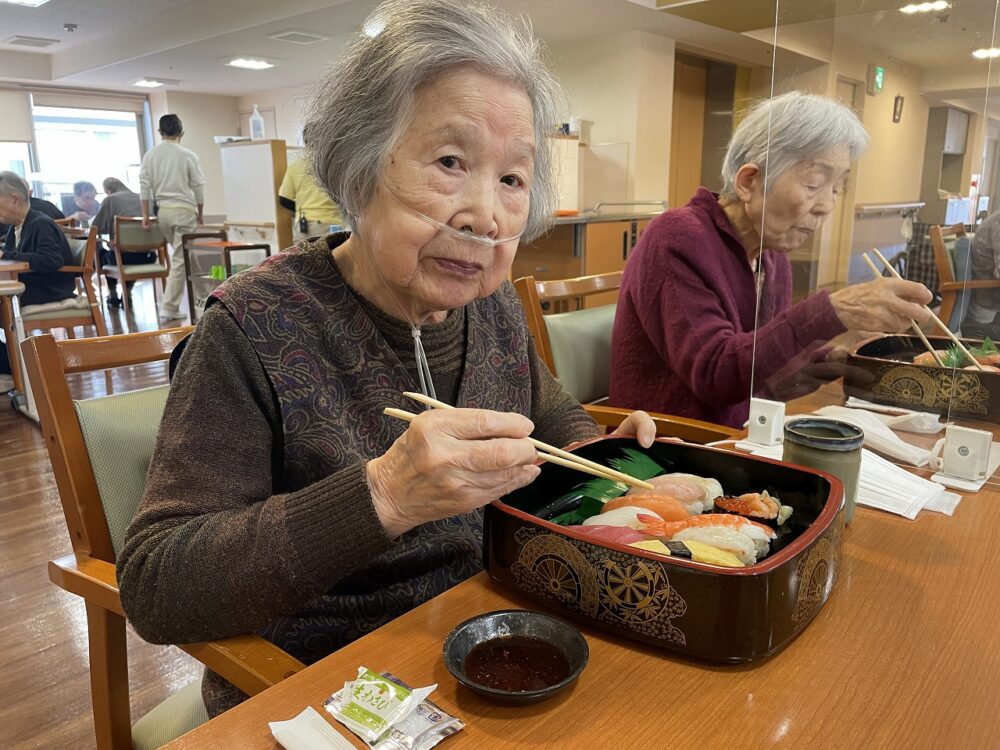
[601,494,690,522]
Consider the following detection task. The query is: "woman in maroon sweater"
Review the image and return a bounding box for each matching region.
[610,92,934,428]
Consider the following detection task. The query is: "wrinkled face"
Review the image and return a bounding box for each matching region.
[0,192,27,225]
[354,67,535,321]
[743,146,851,253]
[75,189,98,213]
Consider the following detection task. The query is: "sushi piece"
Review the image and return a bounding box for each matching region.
[913,350,947,366]
[626,539,745,568]
[601,494,690,522]
[672,527,759,565]
[571,524,652,545]
[584,506,662,530]
[713,490,793,527]
[626,473,722,514]
[637,512,777,564]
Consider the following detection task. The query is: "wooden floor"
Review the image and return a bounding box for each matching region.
[1,280,202,749]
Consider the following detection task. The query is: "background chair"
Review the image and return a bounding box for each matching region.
[929,223,986,333]
[21,329,304,750]
[514,273,737,444]
[19,225,108,341]
[101,217,170,315]
[54,216,79,228]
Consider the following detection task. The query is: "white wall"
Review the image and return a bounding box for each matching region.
[550,31,674,205]
[148,91,239,216]
[237,85,316,144]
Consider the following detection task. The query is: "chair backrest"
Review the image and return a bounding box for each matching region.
[21,328,193,563]
[930,224,972,331]
[63,225,97,268]
[114,216,167,251]
[55,216,78,228]
[514,272,621,403]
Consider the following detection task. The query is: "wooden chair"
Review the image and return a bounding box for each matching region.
[19,225,108,340]
[54,216,78,228]
[514,273,737,444]
[929,223,999,332]
[21,329,304,750]
[101,217,170,315]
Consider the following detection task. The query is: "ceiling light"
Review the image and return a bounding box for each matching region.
[0,0,54,7]
[225,57,276,70]
[899,1,949,14]
[133,79,164,88]
[973,48,1000,59]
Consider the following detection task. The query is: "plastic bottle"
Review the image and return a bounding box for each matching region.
[249,104,266,141]
[298,211,309,234]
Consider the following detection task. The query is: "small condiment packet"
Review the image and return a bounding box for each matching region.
[324,667,439,745]
[368,677,465,750]
[269,706,356,750]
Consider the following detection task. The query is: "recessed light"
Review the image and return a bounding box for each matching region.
[973,48,1000,59]
[899,1,949,14]
[0,0,54,7]
[225,56,277,70]
[133,79,164,88]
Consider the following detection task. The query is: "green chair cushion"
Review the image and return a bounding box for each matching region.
[67,237,88,266]
[131,677,208,750]
[543,303,616,404]
[102,263,168,276]
[73,385,169,556]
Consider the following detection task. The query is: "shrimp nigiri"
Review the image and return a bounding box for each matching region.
[637,513,776,562]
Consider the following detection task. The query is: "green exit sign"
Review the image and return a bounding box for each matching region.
[867,64,885,96]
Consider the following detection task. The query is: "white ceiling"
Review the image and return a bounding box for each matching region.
[0,0,998,100]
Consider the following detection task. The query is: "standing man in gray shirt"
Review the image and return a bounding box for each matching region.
[965,211,1000,339]
[139,113,205,322]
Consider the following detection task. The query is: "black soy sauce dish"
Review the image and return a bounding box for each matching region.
[442,609,589,705]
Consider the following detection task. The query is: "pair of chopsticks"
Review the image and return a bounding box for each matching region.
[863,248,985,371]
[384,391,655,490]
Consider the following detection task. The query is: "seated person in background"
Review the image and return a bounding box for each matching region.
[68,180,101,226]
[117,0,655,718]
[610,92,933,428]
[93,177,156,308]
[0,182,64,240]
[0,170,75,308]
[964,210,1000,339]
[279,126,345,244]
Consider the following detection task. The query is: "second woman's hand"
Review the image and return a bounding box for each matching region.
[609,410,657,448]
[366,408,541,537]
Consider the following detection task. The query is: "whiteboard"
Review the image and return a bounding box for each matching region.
[220,143,277,224]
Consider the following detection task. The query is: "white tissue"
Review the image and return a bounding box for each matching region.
[811,406,932,466]
[270,707,356,750]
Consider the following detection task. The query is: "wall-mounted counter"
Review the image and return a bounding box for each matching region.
[511,210,662,308]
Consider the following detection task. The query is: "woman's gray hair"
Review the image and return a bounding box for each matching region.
[720,91,869,197]
[0,171,29,202]
[306,0,562,242]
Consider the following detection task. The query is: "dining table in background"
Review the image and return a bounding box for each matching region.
[162,381,1000,749]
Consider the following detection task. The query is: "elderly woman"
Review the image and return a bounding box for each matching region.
[610,92,933,428]
[118,0,653,717]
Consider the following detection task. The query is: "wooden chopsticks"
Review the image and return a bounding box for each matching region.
[384,392,655,490]
[869,248,985,371]
[861,253,944,367]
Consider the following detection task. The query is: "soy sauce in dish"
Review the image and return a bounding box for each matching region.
[463,636,571,692]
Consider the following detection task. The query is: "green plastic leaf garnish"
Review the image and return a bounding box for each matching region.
[607,447,666,481]
[550,496,607,526]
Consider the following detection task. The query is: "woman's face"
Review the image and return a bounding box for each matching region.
[352,67,535,322]
[742,146,851,253]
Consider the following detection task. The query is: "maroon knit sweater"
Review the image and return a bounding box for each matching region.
[609,188,846,428]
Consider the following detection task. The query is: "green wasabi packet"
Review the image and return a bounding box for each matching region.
[327,666,436,743]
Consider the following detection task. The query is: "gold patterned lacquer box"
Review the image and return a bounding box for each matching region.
[486,437,844,663]
[845,335,999,422]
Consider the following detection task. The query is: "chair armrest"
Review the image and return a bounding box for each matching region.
[48,553,305,696]
[180,637,305,697]
[939,280,1000,291]
[49,553,124,616]
[584,404,738,444]
[58,265,89,274]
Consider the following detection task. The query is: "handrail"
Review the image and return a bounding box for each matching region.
[585,200,667,213]
[854,201,925,217]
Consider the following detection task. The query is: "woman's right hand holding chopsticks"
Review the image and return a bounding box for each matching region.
[830,276,933,333]
[367,408,541,537]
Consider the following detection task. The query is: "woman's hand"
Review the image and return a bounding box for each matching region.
[609,410,657,448]
[367,408,541,537]
[830,278,933,333]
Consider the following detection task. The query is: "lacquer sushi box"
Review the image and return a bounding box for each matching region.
[484,436,844,663]
[844,334,1000,423]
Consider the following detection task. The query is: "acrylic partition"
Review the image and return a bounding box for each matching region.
[737,0,1000,494]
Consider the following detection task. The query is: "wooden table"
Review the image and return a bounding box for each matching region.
[0,259,31,395]
[164,387,1000,749]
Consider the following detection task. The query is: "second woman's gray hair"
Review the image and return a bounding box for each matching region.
[721,91,869,197]
[305,0,562,242]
